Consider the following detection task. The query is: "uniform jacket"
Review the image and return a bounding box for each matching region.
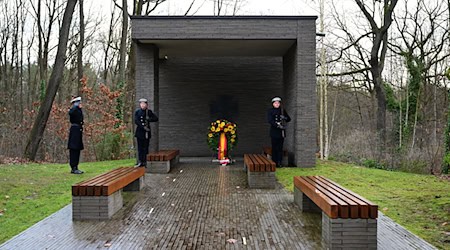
[267,107,291,138]
[68,106,84,150]
[134,108,158,140]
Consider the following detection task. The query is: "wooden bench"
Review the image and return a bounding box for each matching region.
[244,154,276,189]
[72,167,145,220]
[294,176,378,249]
[262,146,288,165]
[147,149,180,173]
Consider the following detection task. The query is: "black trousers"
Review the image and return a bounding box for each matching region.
[69,149,81,170]
[137,137,150,166]
[271,137,284,165]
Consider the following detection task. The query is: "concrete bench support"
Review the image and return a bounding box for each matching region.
[247,170,276,189]
[147,155,180,174]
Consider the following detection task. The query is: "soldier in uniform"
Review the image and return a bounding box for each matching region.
[134,98,158,167]
[267,97,291,168]
[68,96,84,174]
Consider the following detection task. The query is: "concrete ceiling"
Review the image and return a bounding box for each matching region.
[139,39,296,58]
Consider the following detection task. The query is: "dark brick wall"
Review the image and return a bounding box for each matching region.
[132,17,306,40]
[295,21,317,167]
[157,57,282,156]
[135,43,160,150]
[283,44,297,165]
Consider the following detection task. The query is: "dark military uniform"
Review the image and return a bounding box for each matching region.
[267,107,291,166]
[68,105,84,172]
[135,108,158,167]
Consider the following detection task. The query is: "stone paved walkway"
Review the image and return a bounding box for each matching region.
[0,158,437,249]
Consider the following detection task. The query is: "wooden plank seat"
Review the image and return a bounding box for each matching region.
[72,167,145,220]
[147,149,180,173]
[262,146,288,165]
[244,154,276,189]
[294,176,378,249]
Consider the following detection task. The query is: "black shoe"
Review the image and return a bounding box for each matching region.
[71,169,84,174]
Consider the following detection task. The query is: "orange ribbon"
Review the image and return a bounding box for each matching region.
[218,132,227,160]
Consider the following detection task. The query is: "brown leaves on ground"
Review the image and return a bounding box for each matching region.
[0,156,33,165]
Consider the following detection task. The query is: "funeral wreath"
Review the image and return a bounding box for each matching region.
[207,119,238,152]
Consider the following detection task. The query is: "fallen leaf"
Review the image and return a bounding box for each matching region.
[236,186,240,189]
[188,210,193,213]
[5,195,10,199]
[227,238,237,244]
[382,207,388,212]
[442,222,448,226]
[104,242,112,247]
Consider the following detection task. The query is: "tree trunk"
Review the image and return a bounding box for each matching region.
[118,0,128,86]
[77,0,84,95]
[373,67,387,150]
[115,0,129,125]
[24,0,78,161]
[37,0,44,100]
[354,0,398,158]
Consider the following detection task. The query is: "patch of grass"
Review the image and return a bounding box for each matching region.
[0,159,134,244]
[276,160,450,249]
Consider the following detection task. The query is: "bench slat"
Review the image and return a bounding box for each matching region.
[248,154,257,171]
[93,168,139,196]
[72,167,145,196]
[260,155,273,171]
[294,176,339,218]
[73,167,130,196]
[244,154,276,172]
[101,167,145,195]
[148,149,179,162]
[72,167,125,191]
[86,168,133,196]
[312,176,368,219]
[308,176,360,218]
[317,176,378,218]
[252,155,264,172]
[301,176,350,218]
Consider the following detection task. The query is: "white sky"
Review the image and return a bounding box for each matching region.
[92,0,319,18]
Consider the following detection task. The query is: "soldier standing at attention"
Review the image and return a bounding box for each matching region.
[267,97,291,168]
[135,98,158,167]
[68,96,84,174]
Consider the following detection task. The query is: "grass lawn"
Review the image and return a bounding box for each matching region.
[0,159,134,245]
[276,160,450,249]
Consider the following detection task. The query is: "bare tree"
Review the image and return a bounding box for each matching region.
[354,0,399,155]
[76,0,84,95]
[24,0,78,160]
[389,0,450,149]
